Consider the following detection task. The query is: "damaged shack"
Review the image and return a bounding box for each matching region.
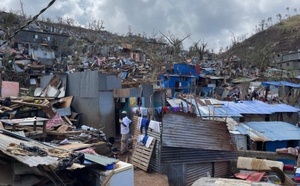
[131,111,237,186]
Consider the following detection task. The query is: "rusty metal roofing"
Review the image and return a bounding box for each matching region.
[235,121,300,142]
[160,147,237,163]
[0,133,59,167]
[162,113,236,151]
[221,100,300,114]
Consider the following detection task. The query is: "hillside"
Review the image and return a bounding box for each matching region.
[221,15,300,69]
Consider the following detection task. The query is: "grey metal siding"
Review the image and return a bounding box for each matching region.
[160,147,237,163]
[142,83,154,107]
[80,71,99,98]
[98,73,121,91]
[214,161,229,178]
[161,163,185,186]
[66,71,118,137]
[98,91,115,138]
[67,72,81,96]
[149,130,161,172]
[106,75,122,90]
[162,113,236,151]
[186,163,212,186]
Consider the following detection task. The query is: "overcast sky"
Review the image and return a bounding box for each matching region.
[1,0,299,52]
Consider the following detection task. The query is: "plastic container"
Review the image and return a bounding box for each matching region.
[105,163,115,170]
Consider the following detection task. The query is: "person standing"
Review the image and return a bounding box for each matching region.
[119,110,131,154]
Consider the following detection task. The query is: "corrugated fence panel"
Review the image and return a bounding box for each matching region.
[79,71,99,98]
[160,147,237,163]
[162,113,236,151]
[214,161,230,178]
[161,163,185,186]
[186,162,213,186]
[98,91,115,137]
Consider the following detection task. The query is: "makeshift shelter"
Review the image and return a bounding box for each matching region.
[132,112,237,186]
[235,121,300,166]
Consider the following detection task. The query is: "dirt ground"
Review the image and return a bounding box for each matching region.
[118,152,169,186]
[134,168,169,186]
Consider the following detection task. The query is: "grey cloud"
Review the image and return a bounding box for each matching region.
[1,0,300,51]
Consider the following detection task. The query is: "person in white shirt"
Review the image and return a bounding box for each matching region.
[119,110,131,154]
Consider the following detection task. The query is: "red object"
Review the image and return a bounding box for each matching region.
[162,106,168,114]
[283,164,294,171]
[195,64,200,75]
[234,172,266,182]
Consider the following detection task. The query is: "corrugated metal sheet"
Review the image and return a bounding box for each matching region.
[98,73,121,91]
[160,147,237,163]
[162,113,236,151]
[148,127,161,172]
[221,100,300,114]
[262,81,300,88]
[98,92,115,138]
[214,161,229,178]
[67,71,116,137]
[167,98,242,117]
[186,163,212,186]
[161,163,185,186]
[235,121,300,141]
[0,133,59,167]
[80,71,99,98]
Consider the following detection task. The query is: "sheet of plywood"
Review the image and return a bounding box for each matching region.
[58,143,93,151]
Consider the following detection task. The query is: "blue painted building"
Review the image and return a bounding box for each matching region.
[160,74,197,96]
[235,121,300,165]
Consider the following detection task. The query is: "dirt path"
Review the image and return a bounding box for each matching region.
[134,168,169,186]
[118,152,169,186]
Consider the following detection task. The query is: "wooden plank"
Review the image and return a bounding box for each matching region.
[57,96,74,108]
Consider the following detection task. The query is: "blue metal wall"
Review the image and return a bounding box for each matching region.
[174,63,196,75]
[160,75,196,96]
[266,141,296,165]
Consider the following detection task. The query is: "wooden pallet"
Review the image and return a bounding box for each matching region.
[131,138,156,171]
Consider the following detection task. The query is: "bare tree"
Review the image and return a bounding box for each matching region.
[276,13,282,23]
[56,16,64,24]
[286,7,290,18]
[219,46,224,54]
[267,17,272,26]
[259,19,266,31]
[159,31,190,62]
[19,0,26,18]
[190,39,208,61]
[128,25,133,36]
[230,31,238,45]
[64,17,75,26]
[88,18,105,31]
